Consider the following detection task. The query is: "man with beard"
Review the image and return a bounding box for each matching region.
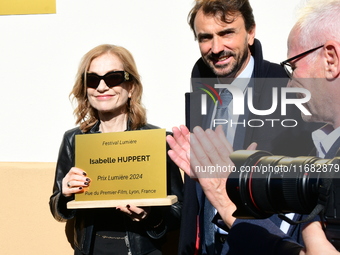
[177,0,320,254]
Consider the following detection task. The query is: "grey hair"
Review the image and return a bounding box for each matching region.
[295,0,340,61]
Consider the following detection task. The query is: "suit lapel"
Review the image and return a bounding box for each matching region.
[325,136,340,158]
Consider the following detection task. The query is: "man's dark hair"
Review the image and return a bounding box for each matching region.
[188,0,255,39]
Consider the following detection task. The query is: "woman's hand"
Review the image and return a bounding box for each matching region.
[62,167,91,197]
[116,204,150,222]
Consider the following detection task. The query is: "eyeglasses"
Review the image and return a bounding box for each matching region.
[85,71,130,89]
[280,45,324,78]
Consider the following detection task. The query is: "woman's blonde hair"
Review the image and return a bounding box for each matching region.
[70,44,147,132]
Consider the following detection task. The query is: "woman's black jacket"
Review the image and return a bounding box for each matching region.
[49,122,183,255]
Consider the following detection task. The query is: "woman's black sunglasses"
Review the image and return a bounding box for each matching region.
[85,71,130,89]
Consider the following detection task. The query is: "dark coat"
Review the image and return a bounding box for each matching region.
[178,39,321,255]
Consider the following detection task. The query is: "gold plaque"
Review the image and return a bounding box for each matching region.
[74,129,166,201]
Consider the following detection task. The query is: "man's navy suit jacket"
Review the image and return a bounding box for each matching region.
[179,39,322,255]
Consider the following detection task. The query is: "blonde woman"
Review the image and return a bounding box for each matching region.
[49,44,183,255]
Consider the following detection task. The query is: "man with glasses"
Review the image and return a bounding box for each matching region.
[280,45,324,79]
[169,0,340,254]
[172,0,320,254]
[284,0,340,251]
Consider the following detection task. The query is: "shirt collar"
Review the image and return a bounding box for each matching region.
[237,55,254,79]
[312,124,340,158]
